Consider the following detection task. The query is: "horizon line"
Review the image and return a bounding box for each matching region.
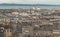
[0,3,60,5]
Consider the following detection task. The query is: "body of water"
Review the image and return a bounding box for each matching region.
[0,5,60,9]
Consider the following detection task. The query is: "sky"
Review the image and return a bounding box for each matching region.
[0,0,60,5]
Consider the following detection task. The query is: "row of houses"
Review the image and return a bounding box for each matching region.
[0,8,60,37]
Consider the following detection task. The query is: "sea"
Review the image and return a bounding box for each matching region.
[0,4,60,9]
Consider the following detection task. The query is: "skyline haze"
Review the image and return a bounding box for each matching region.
[0,0,60,5]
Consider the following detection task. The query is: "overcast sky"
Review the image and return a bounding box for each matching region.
[0,0,60,5]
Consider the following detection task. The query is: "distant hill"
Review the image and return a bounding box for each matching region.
[0,4,60,6]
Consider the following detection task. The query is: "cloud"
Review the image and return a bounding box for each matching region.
[39,0,60,4]
[0,0,60,4]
